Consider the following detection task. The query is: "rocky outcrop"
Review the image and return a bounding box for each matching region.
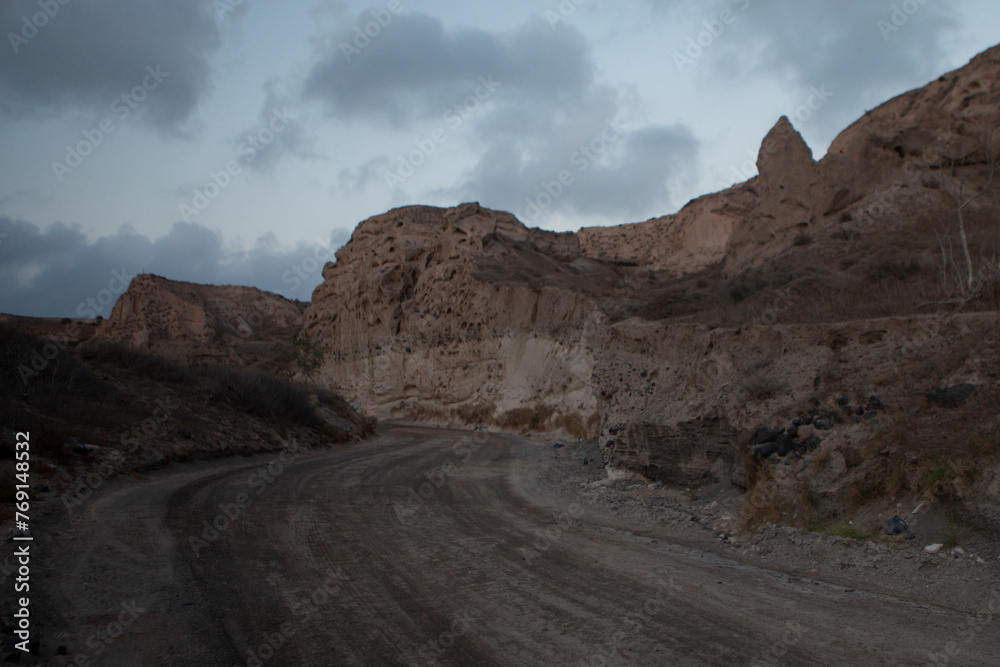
[579,46,1000,281]
[303,203,611,426]
[727,45,1000,275]
[88,274,304,368]
[578,184,758,274]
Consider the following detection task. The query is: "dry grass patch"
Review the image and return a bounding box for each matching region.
[742,372,785,402]
[740,468,791,529]
[498,404,556,431]
[454,401,496,425]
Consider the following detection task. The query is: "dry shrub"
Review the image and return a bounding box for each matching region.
[498,404,556,431]
[403,403,449,422]
[814,447,832,470]
[856,251,927,283]
[809,520,868,541]
[555,412,594,439]
[740,467,789,529]
[742,373,784,402]
[82,341,193,383]
[204,366,321,429]
[637,288,712,320]
[455,401,496,425]
[970,429,1000,457]
[0,326,123,463]
[847,455,910,508]
[587,410,601,434]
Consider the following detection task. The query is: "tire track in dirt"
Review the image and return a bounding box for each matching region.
[32,426,1000,666]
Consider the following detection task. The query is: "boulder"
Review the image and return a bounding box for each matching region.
[775,433,794,457]
[884,515,908,536]
[926,384,978,408]
[754,426,780,444]
[753,443,778,459]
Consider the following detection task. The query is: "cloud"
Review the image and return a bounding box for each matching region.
[0,188,42,207]
[235,78,320,173]
[306,12,699,224]
[332,155,391,195]
[443,104,699,224]
[0,217,351,318]
[304,12,593,126]
[0,0,223,132]
[684,0,956,130]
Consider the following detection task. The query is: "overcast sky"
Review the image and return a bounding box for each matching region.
[1,0,998,317]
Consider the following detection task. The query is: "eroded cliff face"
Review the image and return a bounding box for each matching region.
[303,203,609,427]
[578,184,758,275]
[89,274,303,368]
[577,45,1000,281]
[726,45,1000,275]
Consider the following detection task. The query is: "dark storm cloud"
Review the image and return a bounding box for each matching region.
[305,11,699,223]
[304,12,593,125]
[0,217,351,318]
[740,1,952,91]
[0,0,222,131]
[426,72,698,223]
[443,110,699,224]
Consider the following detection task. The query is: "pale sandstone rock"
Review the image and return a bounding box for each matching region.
[89,274,303,368]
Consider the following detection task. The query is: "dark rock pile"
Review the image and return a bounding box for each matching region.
[752,395,887,460]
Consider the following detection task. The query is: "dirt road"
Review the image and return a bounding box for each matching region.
[29,426,1000,665]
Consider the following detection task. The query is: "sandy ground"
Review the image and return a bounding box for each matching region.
[6,425,1000,666]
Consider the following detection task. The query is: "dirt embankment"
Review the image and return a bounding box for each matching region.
[0,321,370,516]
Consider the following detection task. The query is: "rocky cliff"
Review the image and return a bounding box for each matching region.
[302,203,612,426]
[578,184,758,275]
[90,274,304,369]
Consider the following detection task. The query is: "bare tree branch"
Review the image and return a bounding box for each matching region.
[938,123,996,292]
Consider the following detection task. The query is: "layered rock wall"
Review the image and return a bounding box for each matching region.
[303,204,605,425]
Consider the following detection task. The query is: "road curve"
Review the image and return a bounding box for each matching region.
[36,426,1000,666]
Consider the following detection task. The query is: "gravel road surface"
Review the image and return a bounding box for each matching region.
[28,426,1000,666]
